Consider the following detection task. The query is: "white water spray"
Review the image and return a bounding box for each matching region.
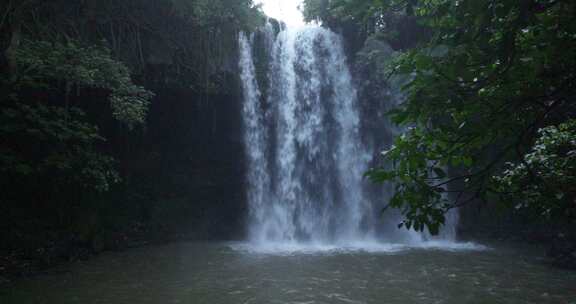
[239,23,465,251]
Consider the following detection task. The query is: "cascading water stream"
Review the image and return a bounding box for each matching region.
[239,23,460,250]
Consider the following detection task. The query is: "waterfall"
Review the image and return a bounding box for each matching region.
[239,31,272,242]
[239,24,458,248]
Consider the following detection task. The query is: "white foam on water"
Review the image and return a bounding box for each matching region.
[230,240,488,256]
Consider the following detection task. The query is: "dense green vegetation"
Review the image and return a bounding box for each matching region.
[304,0,576,234]
[0,0,263,275]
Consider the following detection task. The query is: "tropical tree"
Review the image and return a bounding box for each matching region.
[305,0,576,233]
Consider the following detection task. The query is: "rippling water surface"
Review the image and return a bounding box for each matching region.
[1,242,575,304]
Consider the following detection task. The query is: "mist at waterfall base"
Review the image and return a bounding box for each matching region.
[238,23,483,254]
